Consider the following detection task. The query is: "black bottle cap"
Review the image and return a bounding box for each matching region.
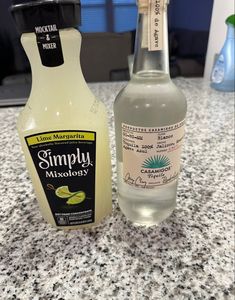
[10,0,81,34]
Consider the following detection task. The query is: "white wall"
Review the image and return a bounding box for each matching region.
[204,0,235,79]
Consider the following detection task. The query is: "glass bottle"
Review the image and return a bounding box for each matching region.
[11,0,112,229]
[114,0,187,225]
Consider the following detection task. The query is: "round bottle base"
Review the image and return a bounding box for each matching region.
[118,194,176,226]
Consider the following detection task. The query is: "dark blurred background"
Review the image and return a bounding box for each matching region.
[0,0,213,103]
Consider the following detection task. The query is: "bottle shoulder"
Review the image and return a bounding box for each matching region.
[114,78,187,107]
[17,96,108,134]
[114,78,187,126]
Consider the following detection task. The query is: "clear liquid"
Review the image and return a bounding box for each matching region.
[114,73,187,225]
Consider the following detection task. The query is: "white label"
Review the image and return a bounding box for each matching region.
[138,0,149,13]
[211,55,225,84]
[148,0,164,51]
[122,120,185,189]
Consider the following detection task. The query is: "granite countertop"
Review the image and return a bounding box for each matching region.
[0,78,234,300]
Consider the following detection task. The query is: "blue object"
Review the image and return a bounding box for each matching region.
[113,0,137,32]
[79,0,107,32]
[211,15,235,92]
[78,0,137,33]
[78,0,213,33]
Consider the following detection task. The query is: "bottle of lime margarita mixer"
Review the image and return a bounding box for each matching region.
[11,0,112,229]
[114,0,187,225]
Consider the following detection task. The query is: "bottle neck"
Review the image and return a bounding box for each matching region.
[226,24,235,39]
[132,8,170,78]
[21,28,87,101]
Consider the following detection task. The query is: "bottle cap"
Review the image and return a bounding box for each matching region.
[10,0,81,34]
[226,14,235,27]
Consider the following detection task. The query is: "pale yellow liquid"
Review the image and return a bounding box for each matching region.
[18,29,112,229]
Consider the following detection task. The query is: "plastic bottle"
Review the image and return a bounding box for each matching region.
[211,14,235,92]
[11,0,112,229]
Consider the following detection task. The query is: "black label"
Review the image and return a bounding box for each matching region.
[25,131,96,226]
[35,24,64,67]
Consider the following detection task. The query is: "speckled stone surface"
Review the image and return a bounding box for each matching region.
[0,78,234,300]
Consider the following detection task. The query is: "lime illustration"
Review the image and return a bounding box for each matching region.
[66,191,86,205]
[55,186,86,205]
[55,186,74,198]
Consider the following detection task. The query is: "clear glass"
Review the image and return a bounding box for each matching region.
[114,11,187,226]
[133,12,169,74]
[18,29,112,229]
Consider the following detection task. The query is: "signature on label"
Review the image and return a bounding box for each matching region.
[124,173,147,188]
[163,172,179,184]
